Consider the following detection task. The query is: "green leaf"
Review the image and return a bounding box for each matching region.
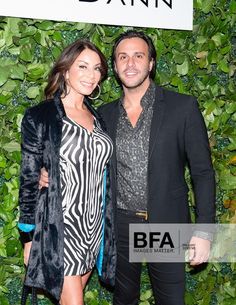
[226,103,236,114]
[204,101,216,115]
[8,46,20,56]
[6,238,19,256]
[139,301,150,305]
[230,0,236,13]
[219,172,236,190]
[75,23,87,30]
[223,282,236,297]
[0,57,16,68]
[19,44,33,62]
[220,112,231,124]
[26,86,40,99]
[27,63,48,81]
[0,39,5,49]
[52,46,62,60]
[0,156,7,168]
[10,65,26,80]
[84,289,98,300]
[176,58,189,76]
[0,243,7,257]
[140,289,152,301]
[218,58,229,73]
[20,25,37,37]
[0,206,14,222]
[185,291,195,304]
[228,136,236,150]
[0,295,10,305]
[222,299,236,305]
[1,79,18,92]
[82,23,93,35]
[201,0,214,13]
[211,33,226,47]
[52,31,62,42]
[196,36,207,44]
[156,40,165,56]
[220,45,231,55]
[4,164,19,180]
[36,20,55,30]
[0,67,10,86]
[2,142,21,152]
[34,31,48,46]
[173,52,186,64]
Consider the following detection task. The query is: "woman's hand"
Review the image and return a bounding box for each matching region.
[39,167,49,188]
[24,242,32,266]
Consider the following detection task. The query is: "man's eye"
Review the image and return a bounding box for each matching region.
[120,55,127,60]
[136,54,143,59]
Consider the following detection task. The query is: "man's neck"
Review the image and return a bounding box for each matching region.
[123,78,151,109]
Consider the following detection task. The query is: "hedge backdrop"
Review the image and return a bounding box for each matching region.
[0,0,235,304]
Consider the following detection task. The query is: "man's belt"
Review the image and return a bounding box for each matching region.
[117,208,148,220]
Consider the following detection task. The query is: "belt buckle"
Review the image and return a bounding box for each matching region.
[136,210,148,220]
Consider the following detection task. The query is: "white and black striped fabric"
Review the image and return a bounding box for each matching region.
[59,116,113,276]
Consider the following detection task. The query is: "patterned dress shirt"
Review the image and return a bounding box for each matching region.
[116,81,155,212]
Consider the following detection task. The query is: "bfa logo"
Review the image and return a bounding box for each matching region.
[134,232,175,249]
[79,0,172,9]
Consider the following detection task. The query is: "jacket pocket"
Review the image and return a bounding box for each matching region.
[171,186,188,199]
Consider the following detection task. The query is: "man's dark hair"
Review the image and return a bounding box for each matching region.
[112,30,157,80]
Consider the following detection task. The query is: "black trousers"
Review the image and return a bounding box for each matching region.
[113,210,185,305]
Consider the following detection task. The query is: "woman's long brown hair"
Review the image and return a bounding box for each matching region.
[44,39,108,99]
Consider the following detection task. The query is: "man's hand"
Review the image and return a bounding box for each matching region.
[39,167,49,188]
[188,236,211,266]
[24,242,32,266]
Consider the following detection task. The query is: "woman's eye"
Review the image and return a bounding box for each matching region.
[95,67,101,72]
[79,65,87,69]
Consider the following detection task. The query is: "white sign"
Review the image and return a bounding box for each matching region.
[129,224,236,263]
[0,0,193,30]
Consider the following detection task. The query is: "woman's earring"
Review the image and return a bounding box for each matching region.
[88,84,101,100]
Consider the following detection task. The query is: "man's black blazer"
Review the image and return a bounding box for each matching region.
[99,85,216,226]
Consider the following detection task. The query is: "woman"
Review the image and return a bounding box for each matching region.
[18,39,113,305]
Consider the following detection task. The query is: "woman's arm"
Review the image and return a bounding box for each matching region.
[18,108,43,243]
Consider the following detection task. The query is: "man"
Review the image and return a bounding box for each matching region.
[40,31,215,305]
[98,31,215,305]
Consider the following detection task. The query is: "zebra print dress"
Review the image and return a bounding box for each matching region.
[59,116,113,276]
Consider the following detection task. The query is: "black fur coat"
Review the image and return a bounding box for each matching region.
[18,94,116,301]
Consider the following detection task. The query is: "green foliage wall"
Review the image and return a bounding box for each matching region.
[0,0,235,304]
